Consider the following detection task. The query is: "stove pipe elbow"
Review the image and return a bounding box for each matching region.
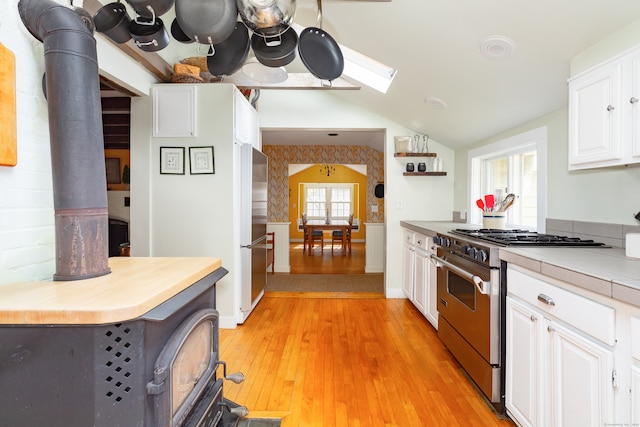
[19,0,111,280]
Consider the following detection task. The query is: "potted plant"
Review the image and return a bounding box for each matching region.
[122,164,130,190]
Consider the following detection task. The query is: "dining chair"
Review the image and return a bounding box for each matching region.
[302,212,324,253]
[331,213,353,255]
[266,231,275,275]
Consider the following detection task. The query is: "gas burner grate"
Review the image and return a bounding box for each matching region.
[449,228,609,247]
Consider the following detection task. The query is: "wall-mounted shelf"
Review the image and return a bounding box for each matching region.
[394,152,437,157]
[403,172,447,176]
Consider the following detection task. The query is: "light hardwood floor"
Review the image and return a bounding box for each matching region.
[219,295,515,427]
[289,241,366,274]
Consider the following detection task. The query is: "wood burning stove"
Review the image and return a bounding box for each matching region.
[0,260,248,427]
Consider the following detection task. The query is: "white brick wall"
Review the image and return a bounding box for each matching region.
[0,0,63,285]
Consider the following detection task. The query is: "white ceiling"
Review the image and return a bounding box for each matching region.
[151,0,640,150]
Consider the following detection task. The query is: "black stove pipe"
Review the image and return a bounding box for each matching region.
[19,0,110,280]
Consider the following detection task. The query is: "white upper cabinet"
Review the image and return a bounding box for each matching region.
[568,46,640,169]
[152,85,197,138]
[234,90,259,148]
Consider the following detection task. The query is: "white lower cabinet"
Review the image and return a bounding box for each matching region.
[506,266,615,427]
[401,228,437,329]
[402,235,414,299]
[631,317,640,424]
[632,365,640,424]
[413,247,428,314]
[547,319,614,427]
[505,296,542,427]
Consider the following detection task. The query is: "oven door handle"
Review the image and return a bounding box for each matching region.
[430,254,490,295]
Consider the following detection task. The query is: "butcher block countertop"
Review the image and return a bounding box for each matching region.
[0,257,222,325]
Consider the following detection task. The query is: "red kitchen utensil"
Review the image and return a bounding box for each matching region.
[476,199,485,211]
[484,194,495,211]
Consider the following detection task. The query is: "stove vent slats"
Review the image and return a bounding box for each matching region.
[96,322,143,409]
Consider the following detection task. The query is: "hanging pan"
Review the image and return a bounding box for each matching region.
[251,25,297,67]
[125,0,175,19]
[93,1,132,44]
[206,21,251,77]
[298,0,343,82]
[170,18,193,43]
[175,0,238,46]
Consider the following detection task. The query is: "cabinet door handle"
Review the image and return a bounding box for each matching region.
[530,315,537,322]
[537,293,555,306]
[547,325,555,333]
[607,104,615,111]
[631,97,639,104]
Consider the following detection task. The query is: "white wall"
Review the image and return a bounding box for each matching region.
[258,90,456,297]
[0,0,56,285]
[454,19,640,227]
[0,0,157,287]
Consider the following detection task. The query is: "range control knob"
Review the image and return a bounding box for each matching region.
[475,249,488,262]
[468,247,477,258]
[442,237,451,247]
[462,245,473,255]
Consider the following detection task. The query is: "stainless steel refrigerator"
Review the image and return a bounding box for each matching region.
[239,144,268,319]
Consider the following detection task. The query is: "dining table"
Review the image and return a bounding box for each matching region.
[304,218,350,256]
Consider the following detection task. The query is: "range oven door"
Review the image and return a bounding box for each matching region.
[432,250,500,365]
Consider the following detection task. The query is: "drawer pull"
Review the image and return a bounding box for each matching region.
[547,325,556,333]
[537,293,555,306]
[530,315,537,322]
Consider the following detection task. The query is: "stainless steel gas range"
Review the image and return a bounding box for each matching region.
[431,228,609,413]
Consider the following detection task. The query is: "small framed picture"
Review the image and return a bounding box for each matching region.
[160,147,185,175]
[189,146,215,174]
[105,158,121,184]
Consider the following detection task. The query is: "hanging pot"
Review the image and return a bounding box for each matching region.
[251,25,297,67]
[125,0,175,19]
[236,0,296,38]
[170,17,193,43]
[206,21,250,77]
[175,0,238,45]
[129,15,170,52]
[298,0,343,81]
[93,2,132,44]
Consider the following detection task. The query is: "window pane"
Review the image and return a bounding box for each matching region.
[519,151,537,228]
[305,188,326,218]
[478,150,537,229]
[331,188,351,218]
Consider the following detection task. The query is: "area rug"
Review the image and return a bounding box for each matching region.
[266,273,384,293]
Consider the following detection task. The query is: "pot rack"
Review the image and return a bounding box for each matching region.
[82,0,360,90]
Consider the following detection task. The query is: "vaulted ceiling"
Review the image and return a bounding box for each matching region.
[93,0,640,150]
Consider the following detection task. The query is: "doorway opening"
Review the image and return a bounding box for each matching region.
[288,164,365,274]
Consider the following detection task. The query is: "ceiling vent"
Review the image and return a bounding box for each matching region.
[480,35,516,60]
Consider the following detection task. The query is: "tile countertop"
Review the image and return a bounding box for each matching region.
[400,221,640,308]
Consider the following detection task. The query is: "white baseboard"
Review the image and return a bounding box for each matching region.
[273,264,290,273]
[385,288,406,299]
[219,316,238,329]
[364,266,383,273]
